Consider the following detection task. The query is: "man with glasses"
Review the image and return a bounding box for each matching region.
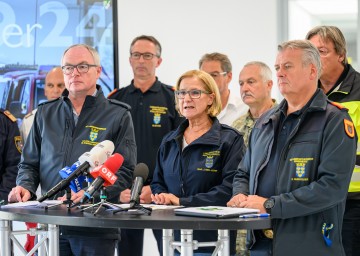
[108,35,183,256]
[9,44,136,256]
[199,52,248,125]
[306,26,360,256]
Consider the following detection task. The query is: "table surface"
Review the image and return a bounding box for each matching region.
[0,204,271,230]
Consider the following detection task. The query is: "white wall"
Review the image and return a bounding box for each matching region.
[117,0,280,99]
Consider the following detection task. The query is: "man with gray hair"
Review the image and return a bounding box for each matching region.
[228,40,356,255]
[199,52,248,125]
[9,44,136,255]
[232,61,277,146]
[306,25,360,256]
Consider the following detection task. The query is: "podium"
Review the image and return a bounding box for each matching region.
[0,204,271,256]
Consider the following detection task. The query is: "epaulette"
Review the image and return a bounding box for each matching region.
[163,84,175,91]
[107,88,119,99]
[24,109,36,119]
[0,109,17,122]
[108,99,131,110]
[24,112,33,119]
[329,101,347,110]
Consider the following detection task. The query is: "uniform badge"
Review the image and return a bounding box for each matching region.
[89,130,98,142]
[14,136,23,153]
[296,164,305,178]
[153,114,161,124]
[205,156,214,168]
[344,119,355,138]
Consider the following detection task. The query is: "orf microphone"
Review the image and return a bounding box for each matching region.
[80,153,124,203]
[129,163,149,208]
[38,140,115,202]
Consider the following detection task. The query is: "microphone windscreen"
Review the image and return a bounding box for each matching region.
[104,153,124,172]
[134,163,149,181]
[92,140,115,157]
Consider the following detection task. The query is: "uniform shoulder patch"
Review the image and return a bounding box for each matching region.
[344,119,355,138]
[14,136,23,153]
[2,110,17,122]
[107,88,119,99]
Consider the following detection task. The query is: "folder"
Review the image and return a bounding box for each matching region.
[174,206,259,219]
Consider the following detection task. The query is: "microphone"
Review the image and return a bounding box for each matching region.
[38,140,115,202]
[80,153,124,203]
[58,162,87,193]
[129,163,149,209]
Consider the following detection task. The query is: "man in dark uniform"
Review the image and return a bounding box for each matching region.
[109,35,183,256]
[0,109,21,203]
[229,40,357,256]
[306,26,360,256]
[9,44,136,256]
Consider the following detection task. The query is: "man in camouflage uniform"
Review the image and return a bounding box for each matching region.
[232,61,276,255]
[232,61,276,146]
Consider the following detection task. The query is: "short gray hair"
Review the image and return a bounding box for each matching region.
[61,44,100,66]
[243,61,272,82]
[278,40,322,79]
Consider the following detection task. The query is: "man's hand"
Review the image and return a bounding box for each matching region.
[140,185,152,204]
[8,186,31,203]
[151,193,180,206]
[57,190,85,204]
[119,189,131,203]
[239,195,267,213]
[226,193,248,207]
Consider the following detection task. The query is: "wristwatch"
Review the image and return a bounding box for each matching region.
[263,198,275,214]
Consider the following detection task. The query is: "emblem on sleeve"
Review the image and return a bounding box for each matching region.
[344,119,355,138]
[14,136,23,153]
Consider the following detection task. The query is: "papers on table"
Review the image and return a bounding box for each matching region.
[1,200,62,209]
[113,204,183,210]
[174,206,260,219]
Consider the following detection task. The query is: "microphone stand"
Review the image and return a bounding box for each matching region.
[112,199,152,216]
[45,187,74,210]
[80,187,121,215]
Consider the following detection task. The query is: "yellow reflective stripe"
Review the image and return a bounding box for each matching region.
[339,102,360,192]
[349,167,360,192]
[349,181,360,192]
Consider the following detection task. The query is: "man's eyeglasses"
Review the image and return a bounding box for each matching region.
[130,52,159,60]
[175,89,211,99]
[61,64,98,75]
[208,71,227,78]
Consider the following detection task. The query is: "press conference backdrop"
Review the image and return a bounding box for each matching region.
[0,0,118,124]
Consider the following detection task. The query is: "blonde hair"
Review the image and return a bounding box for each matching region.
[175,70,222,117]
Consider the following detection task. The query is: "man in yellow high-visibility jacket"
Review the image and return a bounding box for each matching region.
[307,25,360,256]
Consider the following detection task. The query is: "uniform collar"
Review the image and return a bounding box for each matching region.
[62,85,104,108]
[167,117,221,146]
[128,77,162,93]
[318,64,350,94]
[264,89,326,125]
